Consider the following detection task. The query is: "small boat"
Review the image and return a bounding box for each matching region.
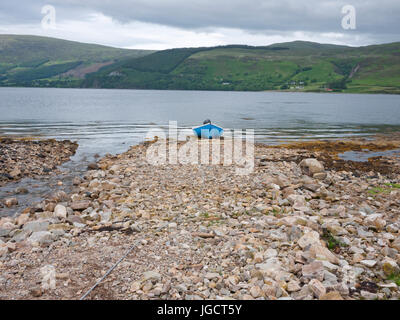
[192,119,223,139]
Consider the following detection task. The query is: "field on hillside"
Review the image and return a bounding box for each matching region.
[0,35,154,87]
[84,42,400,93]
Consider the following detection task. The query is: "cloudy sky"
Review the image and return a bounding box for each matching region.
[0,0,399,49]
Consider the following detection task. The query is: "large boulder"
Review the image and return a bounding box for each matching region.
[299,159,325,178]
[23,220,49,233]
[27,231,54,246]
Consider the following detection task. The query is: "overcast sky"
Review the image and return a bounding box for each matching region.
[0,0,399,49]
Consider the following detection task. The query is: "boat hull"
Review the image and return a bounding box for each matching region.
[192,124,223,139]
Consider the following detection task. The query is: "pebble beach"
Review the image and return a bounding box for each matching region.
[1,135,400,300]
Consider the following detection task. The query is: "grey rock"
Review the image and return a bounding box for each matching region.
[0,228,10,237]
[27,231,54,246]
[143,271,162,281]
[299,158,324,176]
[10,229,30,242]
[23,220,49,233]
[70,200,91,211]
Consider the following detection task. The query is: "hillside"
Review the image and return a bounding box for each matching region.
[83,41,400,94]
[1,35,400,94]
[0,35,154,87]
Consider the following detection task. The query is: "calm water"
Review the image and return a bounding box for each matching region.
[1,87,400,216]
[1,88,400,154]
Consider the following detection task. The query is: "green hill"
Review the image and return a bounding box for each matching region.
[83,41,400,94]
[0,35,154,87]
[1,35,400,94]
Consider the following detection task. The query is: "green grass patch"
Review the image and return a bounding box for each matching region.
[384,183,400,189]
[368,187,392,195]
[387,273,400,286]
[322,229,348,250]
[368,183,400,195]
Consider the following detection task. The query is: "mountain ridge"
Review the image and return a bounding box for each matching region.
[1,35,399,94]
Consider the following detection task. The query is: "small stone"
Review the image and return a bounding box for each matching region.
[308,244,340,264]
[382,257,399,276]
[15,187,28,194]
[6,242,16,252]
[228,276,239,286]
[321,260,339,272]
[309,279,326,298]
[378,282,398,290]
[89,210,100,221]
[9,167,21,178]
[56,273,69,280]
[323,270,338,286]
[302,261,324,280]
[73,222,86,228]
[143,271,161,281]
[250,286,263,298]
[326,224,348,236]
[361,260,377,268]
[254,252,264,263]
[100,211,112,222]
[67,215,84,225]
[298,231,321,249]
[287,280,301,292]
[87,163,99,170]
[360,290,378,300]
[4,197,18,208]
[70,200,91,211]
[364,214,386,230]
[390,237,400,251]
[349,246,364,254]
[0,245,8,257]
[205,272,220,280]
[30,288,42,297]
[313,172,327,180]
[54,204,67,219]
[15,214,30,226]
[130,281,141,292]
[0,228,9,237]
[319,291,343,300]
[10,229,30,242]
[256,258,288,281]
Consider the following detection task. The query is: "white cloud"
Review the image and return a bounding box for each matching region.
[0,1,399,49]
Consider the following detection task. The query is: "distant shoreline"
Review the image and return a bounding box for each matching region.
[1,85,399,96]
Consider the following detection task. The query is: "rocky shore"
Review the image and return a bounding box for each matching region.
[1,136,400,300]
[0,137,78,188]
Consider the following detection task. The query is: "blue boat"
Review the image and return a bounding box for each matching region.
[192,120,223,139]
